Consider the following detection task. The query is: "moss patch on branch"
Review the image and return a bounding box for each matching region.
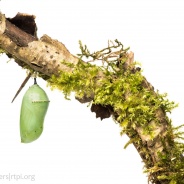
[47,40,184,183]
[0,48,5,54]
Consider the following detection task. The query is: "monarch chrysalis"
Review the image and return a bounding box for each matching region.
[20,79,49,143]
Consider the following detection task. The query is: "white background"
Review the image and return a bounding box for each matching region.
[0,0,184,183]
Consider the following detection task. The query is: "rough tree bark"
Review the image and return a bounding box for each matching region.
[0,13,183,184]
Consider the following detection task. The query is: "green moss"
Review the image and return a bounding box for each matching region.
[0,48,5,55]
[48,60,99,99]
[47,40,184,183]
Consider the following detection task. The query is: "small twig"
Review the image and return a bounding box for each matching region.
[11,72,32,103]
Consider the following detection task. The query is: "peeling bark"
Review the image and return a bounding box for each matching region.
[0,13,78,77]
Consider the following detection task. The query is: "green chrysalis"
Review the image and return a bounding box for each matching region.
[20,79,49,143]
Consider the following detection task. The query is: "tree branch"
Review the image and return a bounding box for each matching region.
[0,12,183,184]
[0,13,78,77]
